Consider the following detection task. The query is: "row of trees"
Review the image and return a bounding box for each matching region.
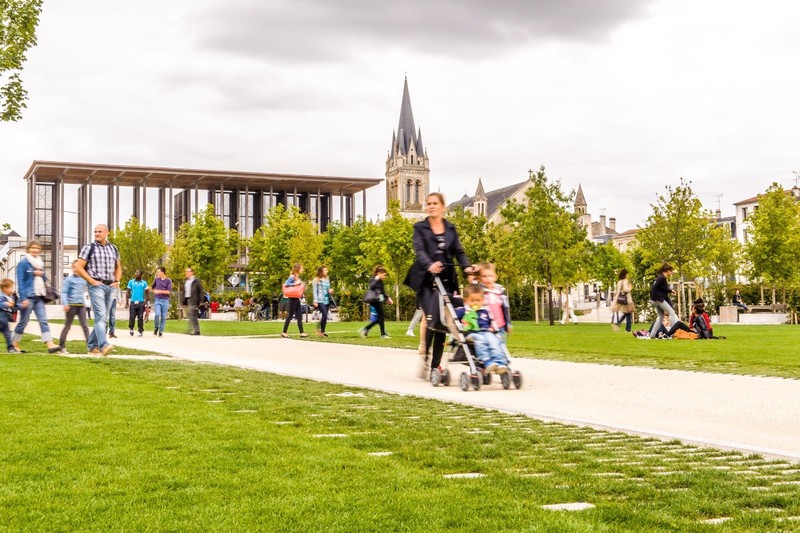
[109,169,800,323]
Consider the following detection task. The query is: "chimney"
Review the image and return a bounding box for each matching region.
[609,217,616,232]
[599,215,607,232]
[715,209,721,220]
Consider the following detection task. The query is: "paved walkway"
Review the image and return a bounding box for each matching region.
[50,325,800,461]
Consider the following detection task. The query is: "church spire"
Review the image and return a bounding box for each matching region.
[395,76,423,156]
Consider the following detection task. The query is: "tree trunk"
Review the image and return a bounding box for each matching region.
[534,284,539,324]
[395,283,400,322]
[548,285,554,326]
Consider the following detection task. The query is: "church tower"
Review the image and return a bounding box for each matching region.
[473,178,487,217]
[386,77,430,218]
[575,184,593,239]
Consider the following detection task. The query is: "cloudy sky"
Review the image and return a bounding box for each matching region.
[2,0,799,239]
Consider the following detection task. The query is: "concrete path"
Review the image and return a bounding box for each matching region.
[50,325,800,461]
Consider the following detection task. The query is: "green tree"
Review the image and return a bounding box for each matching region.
[636,179,710,281]
[445,205,493,264]
[1,0,43,121]
[323,218,373,290]
[166,204,239,291]
[109,217,167,284]
[360,202,415,320]
[248,204,324,297]
[745,183,800,292]
[588,241,631,299]
[499,166,587,325]
[702,223,741,289]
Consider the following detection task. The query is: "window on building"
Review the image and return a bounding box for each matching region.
[742,207,748,220]
[406,180,412,205]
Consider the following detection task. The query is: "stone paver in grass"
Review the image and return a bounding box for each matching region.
[700,517,732,525]
[273,421,295,425]
[443,473,486,479]
[327,391,364,397]
[313,434,348,438]
[206,399,224,403]
[234,409,257,413]
[367,452,393,457]
[542,502,595,511]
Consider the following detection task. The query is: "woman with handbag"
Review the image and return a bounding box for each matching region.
[403,192,472,378]
[12,241,61,353]
[281,263,308,338]
[611,268,635,332]
[359,265,393,339]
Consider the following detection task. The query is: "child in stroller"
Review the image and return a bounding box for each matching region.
[460,283,509,374]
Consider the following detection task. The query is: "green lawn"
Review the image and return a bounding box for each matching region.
[160,318,800,379]
[12,333,154,356]
[1,355,798,531]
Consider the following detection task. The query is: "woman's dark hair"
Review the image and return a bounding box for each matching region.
[374,265,387,276]
[659,262,674,274]
[315,265,327,279]
[618,268,628,280]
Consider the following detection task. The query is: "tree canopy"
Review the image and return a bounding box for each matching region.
[109,217,166,285]
[1,0,42,121]
[745,183,800,287]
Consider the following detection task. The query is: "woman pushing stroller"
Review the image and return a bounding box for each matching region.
[404,192,473,379]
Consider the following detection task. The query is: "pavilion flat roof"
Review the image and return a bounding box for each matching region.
[23,161,383,195]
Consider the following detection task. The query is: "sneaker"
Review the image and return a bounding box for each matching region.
[322,333,328,337]
[48,346,66,354]
[381,334,391,339]
[154,329,158,335]
[158,331,163,337]
[129,330,134,336]
[138,332,143,337]
[405,330,415,337]
[299,333,309,338]
[485,362,499,374]
[8,348,21,353]
[87,348,102,356]
[281,333,289,338]
[358,328,367,338]
[108,333,117,339]
[101,344,114,357]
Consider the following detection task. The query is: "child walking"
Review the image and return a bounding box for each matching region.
[59,260,91,352]
[0,279,18,353]
[359,266,393,339]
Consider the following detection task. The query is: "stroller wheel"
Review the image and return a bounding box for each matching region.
[459,372,469,391]
[512,372,522,390]
[471,373,481,391]
[430,368,442,387]
[501,372,511,390]
[482,372,492,386]
[441,368,451,386]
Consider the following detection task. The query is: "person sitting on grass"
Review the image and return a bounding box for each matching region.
[689,299,714,339]
[639,316,691,339]
[460,283,508,374]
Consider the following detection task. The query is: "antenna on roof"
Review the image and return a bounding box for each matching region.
[713,194,723,214]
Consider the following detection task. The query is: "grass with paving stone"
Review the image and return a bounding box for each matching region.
[160,319,800,379]
[1,355,799,531]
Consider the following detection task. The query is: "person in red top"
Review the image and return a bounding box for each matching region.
[689,299,713,339]
[210,300,219,313]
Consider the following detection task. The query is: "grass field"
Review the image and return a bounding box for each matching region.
[2,355,799,531]
[154,318,800,379]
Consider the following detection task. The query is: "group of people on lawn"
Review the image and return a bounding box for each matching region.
[5,199,728,356]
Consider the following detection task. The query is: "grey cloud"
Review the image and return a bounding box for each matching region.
[192,0,653,62]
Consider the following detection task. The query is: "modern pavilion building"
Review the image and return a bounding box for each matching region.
[23,160,381,291]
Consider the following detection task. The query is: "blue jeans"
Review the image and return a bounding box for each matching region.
[13,296,52,344]
[108,297,117,333]
[154,298,169,333]
[649,300,678,338]
[87,284,115,351]
[470,331,506,366]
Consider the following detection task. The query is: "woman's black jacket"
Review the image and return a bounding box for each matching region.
[403,217,470,295]
[649,273,673,305]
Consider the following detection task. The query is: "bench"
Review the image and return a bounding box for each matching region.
[749,304,788,313]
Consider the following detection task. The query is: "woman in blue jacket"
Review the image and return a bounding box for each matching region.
[13,241,61,353]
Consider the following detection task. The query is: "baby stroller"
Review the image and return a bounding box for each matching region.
[429,276,522,391]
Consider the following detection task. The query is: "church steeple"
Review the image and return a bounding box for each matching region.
[386,77,430,219]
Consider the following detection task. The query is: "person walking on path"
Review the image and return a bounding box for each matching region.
[12,241,62,354]
[183,268,204,336]
[359,266,393,339]
[560,289,578,325]
[74,225,121,356]
[312,265,333,337]
[404,192,472,378]
[649,262,678,339]
[611,268,635,333]
[0,279,18,353]
[282,263,308,338]
[126,269,149,337]
[58,260,90,351]
[151,267,172,337]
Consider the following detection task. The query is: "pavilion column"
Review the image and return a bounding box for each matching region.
[339,189,344,224]
[87,177,93,242]
[27,173,36,242]
[168,184,174,245]
[362,190,367,221]
[142,179,148,227]
[115,183,120,231]
[316,187,321,232]
[132,185,141,221]
[157,187,165,236]
[107,185,116,232]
